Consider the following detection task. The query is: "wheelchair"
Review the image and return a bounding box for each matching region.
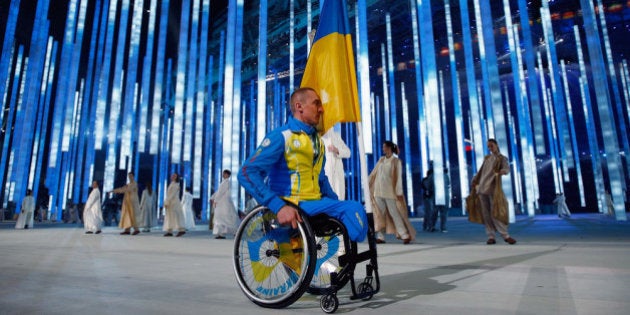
[233,204,380,313]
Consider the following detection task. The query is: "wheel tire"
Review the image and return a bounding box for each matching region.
[320,294,339,313]
[358,282,374,301]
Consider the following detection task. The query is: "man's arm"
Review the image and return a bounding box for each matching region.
[238,132,287,213]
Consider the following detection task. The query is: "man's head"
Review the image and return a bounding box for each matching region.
[290,87,323,127]
[222,169,231,179]
[92,181,99,189]
[487,138,499,154]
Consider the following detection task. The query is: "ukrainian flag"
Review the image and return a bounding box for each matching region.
[301,0,361,133]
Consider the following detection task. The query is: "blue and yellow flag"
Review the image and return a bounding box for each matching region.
[301,0,361,133]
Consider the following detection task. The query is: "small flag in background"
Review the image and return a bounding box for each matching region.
[300,0,361,133]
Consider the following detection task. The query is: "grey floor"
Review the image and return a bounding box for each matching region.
[1,213,629,315]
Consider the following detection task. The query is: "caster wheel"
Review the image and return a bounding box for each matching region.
[320,294,339,313]
[358,282,374,301]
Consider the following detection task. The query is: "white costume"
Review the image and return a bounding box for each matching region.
[83,188,103,232]
[15,195,35,229]
[163,182,185,232]
[210,177,239,236]
[182,190,196,230]
[321,129,351,200]
[553,193,571,218]
[138,189,157,230]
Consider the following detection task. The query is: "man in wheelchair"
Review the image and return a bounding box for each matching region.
[236,87,376,313]
[238,87,367,243]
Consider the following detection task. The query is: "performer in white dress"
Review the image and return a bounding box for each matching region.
[15,189,35,229]
[181,188,196,230]
[83,181,103,234]
[321,128,351,200]
[110,172,141,235]
[553,192,571,218]
[138,182,157,232]
[163,173,186,237]
[210,170,239,239]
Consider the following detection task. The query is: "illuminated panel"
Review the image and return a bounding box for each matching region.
[257,0,268,146]
[289,0,294,91]
[621,61,630,134]
[222,1,236,178]
[184,0,200,163]
[230,0,244,203]
[409,0,426,172]
[195,0,210,198]
[357,0,373,154]
[445,0,468,201]
[95,0,118,150]
[1,47,24,208]
[151,0,171,154]
[595,0,630,178]
[138,0,158,153]
[172,0,192,164]
[458,0,484,170]
[418,0,444,206]
[385,13,397,144]
[380,44,390,140]
[0,0,20,114]
[579,0,626,220]
[561,60,586,206]
[401,83,414,211]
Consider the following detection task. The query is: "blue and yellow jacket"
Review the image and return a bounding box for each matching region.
[238,117,338,214]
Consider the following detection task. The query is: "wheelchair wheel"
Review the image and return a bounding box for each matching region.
[307,230,349,294]
[233,206,317,309]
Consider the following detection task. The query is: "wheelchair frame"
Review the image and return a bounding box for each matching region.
[233,205,380,313]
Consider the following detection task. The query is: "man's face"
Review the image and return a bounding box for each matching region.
[296,90,323,127]
[171,173,178,182]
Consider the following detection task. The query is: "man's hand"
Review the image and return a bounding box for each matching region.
[276,205,303,229]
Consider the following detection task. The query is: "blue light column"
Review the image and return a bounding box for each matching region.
[0,0,21,124]
[151,0,171,155]
[385,13,397,145]
[579,0,626,220]
[561,60,586,206]
[409,0,427,172]
[256,0,268,146]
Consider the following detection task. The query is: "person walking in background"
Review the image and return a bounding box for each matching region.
[83,181,103,234]
[369,141,416,244]
[15,189,35,229]
[163,173,186,237]
[553,192,571,218]
[432,168,451,232]
[471,138,516,245]
[111,172,141,235]
[422,169,435,232]
[321,127,351,200]
[138,182,157,232]
[211,170,239,239]
[182,187,196,231]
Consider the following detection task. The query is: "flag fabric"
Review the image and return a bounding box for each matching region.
[300,0,361,133]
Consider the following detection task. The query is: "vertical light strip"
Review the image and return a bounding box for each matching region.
[561,60,586,207]
[409,0,426,171]
[438,71,450,206]
[195,0,210,198]
[151,0,171,154]
[289,0,294,91]
[418,0,444,206]
[579,0,626,220]
[400,83,413,211]
[574,25,605,213]
[385,13,397,144]
[380,44,390,140]
[459,0,483,170]
[138,0,159,153]
[512,23,538,216]
[357,0,372,154]
[444,0,467,200]
[257,0,268,146]
[184,0,200,163]
[595,0,630,181]
[222,2,236,174]
[95,0,117,150]
[173,0,191,164]
[231,0,244,203]
[504,84,521,204]
[0,0,20,113]
[1,46,24,208]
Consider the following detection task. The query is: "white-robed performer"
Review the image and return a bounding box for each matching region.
[181,188,196,230]
[210,170,239,239]
[163,173,186,237]
[111,172,141,235]
[553,192,571,218]
[138,183,157,232]
[83,181,103,234]
[15,189,35,229]
[321,128,351,200]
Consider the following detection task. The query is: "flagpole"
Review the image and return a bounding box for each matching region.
[355,121,372,214]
